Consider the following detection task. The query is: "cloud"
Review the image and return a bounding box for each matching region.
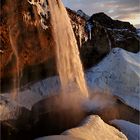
[62,0,140,27]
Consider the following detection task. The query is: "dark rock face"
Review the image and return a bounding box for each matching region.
[0,1,139,91]
[90,12,136,31]
[82,18,139,68]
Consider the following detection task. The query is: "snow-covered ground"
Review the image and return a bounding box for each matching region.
[35,115,127,140]
[111,120,140,140]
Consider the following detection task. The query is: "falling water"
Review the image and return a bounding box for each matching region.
[28,0,88,97]
[9,31,20,100]
[48,0,88,97]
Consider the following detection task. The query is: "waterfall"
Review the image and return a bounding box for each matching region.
[48,0,88,97]
[9,31,20,100]
[28,0,88,97]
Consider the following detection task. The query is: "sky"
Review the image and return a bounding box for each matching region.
[62,0,140,28]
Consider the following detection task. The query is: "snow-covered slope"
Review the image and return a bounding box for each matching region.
[86,48,140,111]
[111,120,140,140]
[36,115,127,140]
